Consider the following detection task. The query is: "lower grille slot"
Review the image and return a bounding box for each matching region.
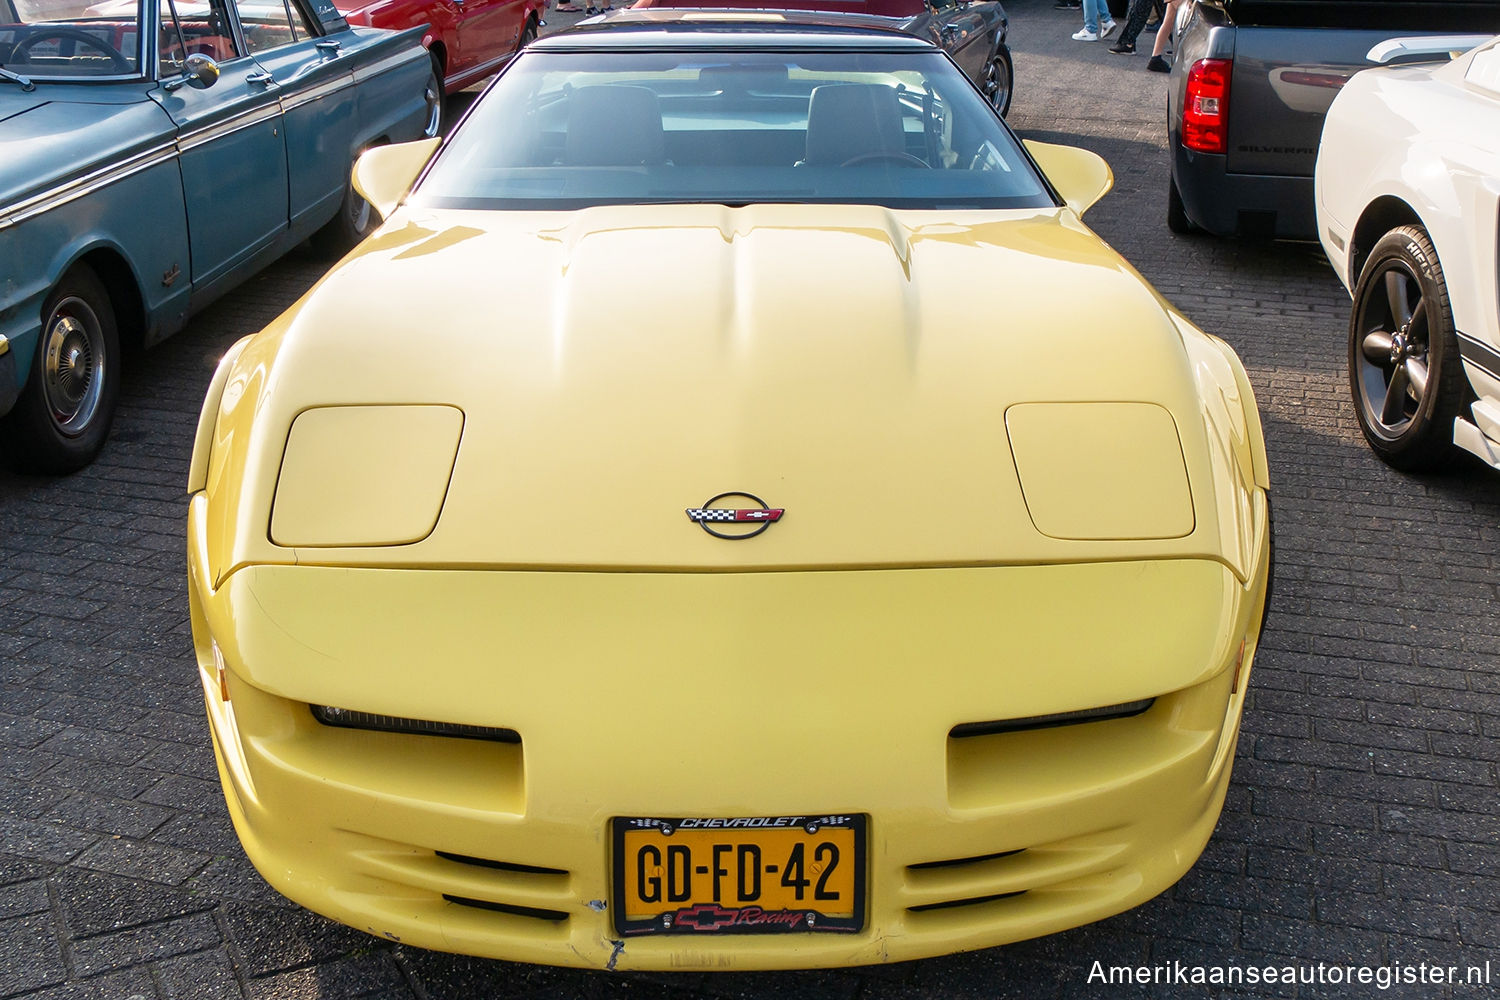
[443,894,569,922]
[908,890,1027,913]
[907,848,1024,871]
[436,851,569,876]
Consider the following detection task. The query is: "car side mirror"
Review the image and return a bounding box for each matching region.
[164,53,220,92]
[185,53,219,89]
[352,137,442,221]
[1023,139,1113,217]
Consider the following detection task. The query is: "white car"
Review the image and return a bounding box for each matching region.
[1316,34,1500,471]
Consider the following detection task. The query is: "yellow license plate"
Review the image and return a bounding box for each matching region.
[612,815,866,935]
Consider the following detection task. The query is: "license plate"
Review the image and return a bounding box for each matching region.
[612,815,866,935]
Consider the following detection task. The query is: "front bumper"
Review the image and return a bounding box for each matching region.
[188,495,1270,970]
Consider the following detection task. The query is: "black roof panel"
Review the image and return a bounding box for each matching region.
[528,18,937,51]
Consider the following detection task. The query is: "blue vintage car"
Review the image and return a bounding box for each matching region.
[0,0,440,473]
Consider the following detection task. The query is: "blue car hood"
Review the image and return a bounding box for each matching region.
[0,91,48,124]
[0,89,176,213]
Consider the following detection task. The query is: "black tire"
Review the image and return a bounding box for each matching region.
[519,14,538,50]
[0,265,120,474]
[983,45,1013,118]
[309,159,378,255]
[421,55,445,138]
[1347,225,1468,471]
[1167,174,1199,234]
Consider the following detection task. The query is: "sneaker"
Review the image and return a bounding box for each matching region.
[1053,0,1081,7]
[1100,19,1117,38]
[1072,28,1102,41]
[1108,40,1135,54]
[1147,54,1170,72]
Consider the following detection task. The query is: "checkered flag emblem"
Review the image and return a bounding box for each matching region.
[686,507,784,523]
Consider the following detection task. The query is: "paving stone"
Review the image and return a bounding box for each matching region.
[69,838,210,888]
[34,759,160,802]
[43,796,173,841]
[0,817,98,866]
[54,869,215,938]
[0,715,68,752]
[135,775,221,814]
[0,913,67,996]
[33,730,157,769]
[69,912,222,977]
[0,881,50,921]
[31,696,152,736]
[223,904,376,979]
[154,948,246,1000]
[6,966,159,1000]
[148,810,241,858]
[0,777,72,821]
[245,953,406,1000]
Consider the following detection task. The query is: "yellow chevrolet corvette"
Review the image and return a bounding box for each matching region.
[187,16,1271,971]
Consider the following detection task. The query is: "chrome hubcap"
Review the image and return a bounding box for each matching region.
[350,188,373,234]
[423,79,441,137]
[41,300,105,436]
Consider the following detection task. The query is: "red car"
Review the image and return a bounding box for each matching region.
[340,0,547,98]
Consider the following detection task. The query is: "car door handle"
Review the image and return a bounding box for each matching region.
[246,71,275,85]
[316,40,341,55]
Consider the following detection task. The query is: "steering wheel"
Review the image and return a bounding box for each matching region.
[11,28,132,72]
[839,151,931,169]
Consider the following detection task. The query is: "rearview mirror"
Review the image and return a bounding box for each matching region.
[352,137,442,222]
[1023,139,1113,217]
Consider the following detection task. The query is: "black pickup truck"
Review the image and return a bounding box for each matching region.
[1166,0,1500,238]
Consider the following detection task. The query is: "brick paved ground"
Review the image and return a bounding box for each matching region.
[3,2,1499,997]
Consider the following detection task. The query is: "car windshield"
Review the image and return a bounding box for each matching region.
[414,48,1055,211]
[1,0,144,78]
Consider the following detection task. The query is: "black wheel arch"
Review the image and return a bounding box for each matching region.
[1349,196,1423,289]
[69,246,145,353]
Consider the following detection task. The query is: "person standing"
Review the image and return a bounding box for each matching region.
[1145,0,1186,70]
[1072,0,1117,41]
[1107,0,1165,54]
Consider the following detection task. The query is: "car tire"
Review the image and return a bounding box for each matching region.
[1347,225,1469,471]
[1167,175,1199,235]
[310,153,379,255]
[983,45,1013,118]
[0,265,120,475]
[519,14,539,51]
[422,55,445,138]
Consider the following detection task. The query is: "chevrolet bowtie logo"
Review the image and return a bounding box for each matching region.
[670,903,741,931]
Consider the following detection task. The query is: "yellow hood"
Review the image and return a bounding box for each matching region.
[201,203,1263,580]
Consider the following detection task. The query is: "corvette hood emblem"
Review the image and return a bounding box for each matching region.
[686,492,784,539]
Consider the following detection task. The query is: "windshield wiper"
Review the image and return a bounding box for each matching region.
[0,67,36,91]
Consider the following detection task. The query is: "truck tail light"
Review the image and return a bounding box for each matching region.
[1183,58,1232,154]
